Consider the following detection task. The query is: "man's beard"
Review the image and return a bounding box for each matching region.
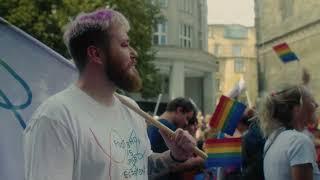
[105,59,142,92]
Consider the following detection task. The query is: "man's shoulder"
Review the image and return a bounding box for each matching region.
[31,87,73,120]
[159,119,176,130]
[116,94,139,107]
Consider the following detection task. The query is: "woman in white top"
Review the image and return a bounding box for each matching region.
[259,85,320,180]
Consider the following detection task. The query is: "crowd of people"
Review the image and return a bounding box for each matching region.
[22,7,320,180]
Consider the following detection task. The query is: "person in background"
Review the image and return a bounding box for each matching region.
[260,85,320,180]
[241,109,266,180]
[147,97,196,179]
[174,112,205,180]
[147,97,196,153]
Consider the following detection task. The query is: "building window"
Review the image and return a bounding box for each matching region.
[224,25,248,39]
[232,45,241,56]
[179,24,192,48]
[153,20,167,45]
[215,60,219,72]
[214,44,220,56]
[160,74,169,93]
[216,78,220,91]
[208,29,214,38]
[153,0,168,8]
[279,0,293,20]
[159,0,168,8]
[179,0,193,14]
[234,58,245,73]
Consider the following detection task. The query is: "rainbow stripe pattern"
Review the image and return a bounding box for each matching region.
[204,138,242,167]
[209,95,246,135]
[273,42,299,63]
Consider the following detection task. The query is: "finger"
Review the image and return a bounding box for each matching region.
[177,130,196,147]
[174,128,184,142]
[177,133,190,147]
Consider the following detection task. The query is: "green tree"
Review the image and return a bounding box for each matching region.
[0,0,161,98]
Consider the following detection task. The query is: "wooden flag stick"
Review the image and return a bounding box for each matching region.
[115,93,208,159]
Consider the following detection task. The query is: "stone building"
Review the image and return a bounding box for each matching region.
[208,24,257,106]
[255,0,320,101]
[134,0,217,114]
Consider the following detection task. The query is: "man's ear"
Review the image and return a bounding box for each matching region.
[87,45,103,65]
[176,107,183,114]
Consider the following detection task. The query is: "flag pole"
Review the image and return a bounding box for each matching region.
[153,93,162,116]
[115,93,208,159]
[245,90,252,108]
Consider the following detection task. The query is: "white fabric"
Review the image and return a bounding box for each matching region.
[264,129,320,180]
[24,85,152,180]
[303,128,315,142]
[0,18,77,180]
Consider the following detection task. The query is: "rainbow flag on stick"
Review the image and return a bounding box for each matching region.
[273,42,299,63]
[209,95,246,135]
[204,138,242,167]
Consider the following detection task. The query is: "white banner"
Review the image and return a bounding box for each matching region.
[0,18,77,180]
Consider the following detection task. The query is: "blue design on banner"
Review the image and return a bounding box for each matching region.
[0,58,32,129]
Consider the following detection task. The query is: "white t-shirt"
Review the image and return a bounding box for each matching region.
[264,129,320,180]
[303,128,316,142]
[24,85,152,180]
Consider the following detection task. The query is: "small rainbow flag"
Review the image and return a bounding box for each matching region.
[204,138,242,167]
[273,42,299,63]
[209,95,246,135]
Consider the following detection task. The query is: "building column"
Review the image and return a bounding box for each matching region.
[203,72,215,114]
[169,61,185,100]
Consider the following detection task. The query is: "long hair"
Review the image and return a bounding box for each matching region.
[259,85,308,137]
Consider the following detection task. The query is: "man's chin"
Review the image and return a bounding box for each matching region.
[117,74,142,92]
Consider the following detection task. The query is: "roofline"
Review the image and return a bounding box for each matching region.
[208,23,255,28]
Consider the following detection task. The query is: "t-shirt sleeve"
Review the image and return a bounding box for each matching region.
[24,116,74,180]
[287,134,315,166]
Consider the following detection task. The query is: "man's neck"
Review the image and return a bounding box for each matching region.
[159,112,174,124]
[76,71,116,106]
[292,116,305,132]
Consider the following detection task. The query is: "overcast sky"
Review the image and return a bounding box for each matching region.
[207,0,255,26]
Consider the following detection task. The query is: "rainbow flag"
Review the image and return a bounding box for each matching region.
[273,42,299,63]
[204,138,242,167]
[209,95,246,135]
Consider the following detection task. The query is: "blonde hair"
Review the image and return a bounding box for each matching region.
[259,85,308,137]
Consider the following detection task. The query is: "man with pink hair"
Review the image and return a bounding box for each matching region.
[24,8,196,180]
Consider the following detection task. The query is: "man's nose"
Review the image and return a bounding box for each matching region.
[184,119,188,126]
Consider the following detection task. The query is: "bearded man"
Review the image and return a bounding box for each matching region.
[24,8,196,180]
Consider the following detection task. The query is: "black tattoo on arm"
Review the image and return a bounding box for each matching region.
[148,150,181,179]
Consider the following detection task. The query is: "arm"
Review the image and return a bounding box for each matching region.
[24,116,74,180]
[291,163,313,180]
[288,134,316,180]
[170,156,204,173]
[148,128,198,179]
[314,138,320,147]
[148,150,182,179]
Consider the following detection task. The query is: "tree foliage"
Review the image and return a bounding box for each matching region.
[0,0,161,98]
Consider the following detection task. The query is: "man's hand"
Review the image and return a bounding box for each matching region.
[159,128,196,162]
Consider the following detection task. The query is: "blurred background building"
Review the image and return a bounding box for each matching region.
[133,0,217,115]
[207,24,257,106]
[255,0,320,101]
